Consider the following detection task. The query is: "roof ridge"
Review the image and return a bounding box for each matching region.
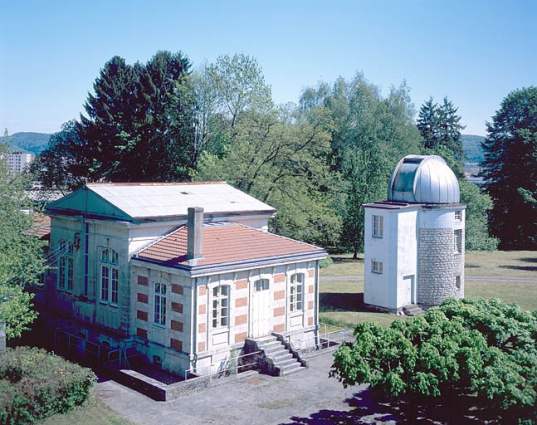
[86,181,227,187]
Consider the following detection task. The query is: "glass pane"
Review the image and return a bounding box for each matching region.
[222,286,228,296]
[212,319,217,328]
[162,284,166,295]
[112,250,118,264]
[155,282,160,293]
[221,317,227,326]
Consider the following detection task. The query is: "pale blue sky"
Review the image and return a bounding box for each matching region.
[1,0,536,136]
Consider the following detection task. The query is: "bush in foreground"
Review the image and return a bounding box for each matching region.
[0,346,97,424]
[330,298,537,424]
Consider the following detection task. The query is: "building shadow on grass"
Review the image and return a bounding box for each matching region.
[520,257,537,263]
[320,293,365,312]
[332,256,364,264]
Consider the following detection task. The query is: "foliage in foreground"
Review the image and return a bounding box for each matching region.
[0,139,48,339]
[330,298,537,423]
[0,347,97,424]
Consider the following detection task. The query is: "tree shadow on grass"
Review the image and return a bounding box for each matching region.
[320,293,365,312]
[499,265,537,272]
[520,257,537,263]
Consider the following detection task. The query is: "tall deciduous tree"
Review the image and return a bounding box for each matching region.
[301,75,421,256]
[0,139,47,339]
[481,87,537,249]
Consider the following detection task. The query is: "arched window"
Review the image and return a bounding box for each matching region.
[58,240,73,291]
[100,248,119,305]
[289,273,304,312]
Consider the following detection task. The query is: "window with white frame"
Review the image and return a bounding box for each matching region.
[373,215,384,238]
[289,273,304,312]
[254,278,269,292]
[454,229,463,253]
[154,282,166,325]
[212,285,229,328]
[57,240,73,291]
[455,210,462,221]
[372,259,383,274]
[100,249,119,305]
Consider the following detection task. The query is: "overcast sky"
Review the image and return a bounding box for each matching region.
[1,0,536,136]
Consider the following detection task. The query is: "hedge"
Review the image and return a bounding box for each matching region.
[0,346,97,424]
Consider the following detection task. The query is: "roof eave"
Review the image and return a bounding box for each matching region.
[132,250,327,277]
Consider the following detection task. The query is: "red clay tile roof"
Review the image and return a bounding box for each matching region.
[25,214,51,240]
[137,223,324,268]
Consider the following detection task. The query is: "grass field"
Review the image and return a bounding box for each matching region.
[319,250,537,328]
[41,250,536,424]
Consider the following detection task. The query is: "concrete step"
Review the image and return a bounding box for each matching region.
[279,362,304,376]
[274,357,299,368]
[402,304,425,316]
[272,352,293,363]
[256,335,278,345]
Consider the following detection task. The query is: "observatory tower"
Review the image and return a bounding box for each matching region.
[363,155,466,314]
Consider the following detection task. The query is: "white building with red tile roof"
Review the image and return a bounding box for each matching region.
[38,182,326,377]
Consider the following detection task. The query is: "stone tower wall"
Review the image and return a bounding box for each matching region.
[418,227,464,305]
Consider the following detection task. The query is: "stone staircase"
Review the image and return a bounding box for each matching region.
[255,335,305,376]
[402,304,425,316]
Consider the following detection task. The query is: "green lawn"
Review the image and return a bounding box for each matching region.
[319,250,537,328]
[40,395,133,425]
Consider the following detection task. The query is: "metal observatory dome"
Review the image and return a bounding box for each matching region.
[387,155,460,204]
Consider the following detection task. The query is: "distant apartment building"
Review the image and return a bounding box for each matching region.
[7,149,34,174]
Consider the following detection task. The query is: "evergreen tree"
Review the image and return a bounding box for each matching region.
[417,97,465,175]
[481,86,537,249]
[35,51,196,188]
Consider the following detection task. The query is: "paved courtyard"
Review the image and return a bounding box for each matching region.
[95,348,398,425]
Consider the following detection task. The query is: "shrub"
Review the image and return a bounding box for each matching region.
[319,256,334,269]
[0,346,97,424]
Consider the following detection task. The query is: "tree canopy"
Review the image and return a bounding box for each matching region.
[33,51,196,189]
[330,297,537,423]
[481,86,537,249]
[0,140,47,339]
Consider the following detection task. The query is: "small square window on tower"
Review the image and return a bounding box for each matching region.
[373,215,384,238]
[455,210,462,221]
[372,260,383,274]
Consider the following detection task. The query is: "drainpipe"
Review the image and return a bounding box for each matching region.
[315,261,320,347]
[190,277,197,376]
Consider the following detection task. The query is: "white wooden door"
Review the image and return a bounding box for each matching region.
[252,279,270,338]
[401,275,415,306]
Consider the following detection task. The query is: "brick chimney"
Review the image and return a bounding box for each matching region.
[187,207,204,259]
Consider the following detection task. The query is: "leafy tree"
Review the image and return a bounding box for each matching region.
[481,86,537,249]
[29,120,88,193]
[417,97,465,175]
[0,140,47,339]
[300,75,421,256]
[196,106,341,247]
[459,179,498,250]
[330,298,537,423]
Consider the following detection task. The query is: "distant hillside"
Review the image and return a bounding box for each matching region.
[462,134,485,163]
[8,132,51,155]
